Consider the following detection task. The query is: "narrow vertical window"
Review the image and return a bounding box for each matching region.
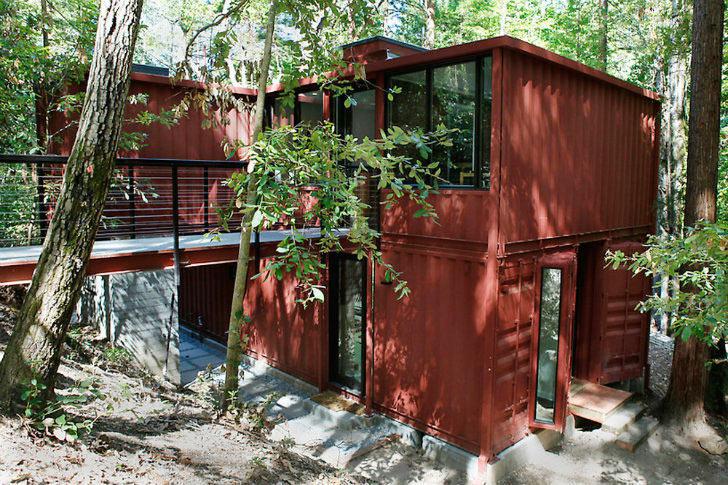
[535,268,563,424]
[481,56,493,190]
[432,61,477,186]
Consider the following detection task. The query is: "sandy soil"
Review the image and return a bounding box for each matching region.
[0,305,358,484]
[1,305,725,485]
[504,331,728,485]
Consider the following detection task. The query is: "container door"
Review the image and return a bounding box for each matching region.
[597,241,650,384]
[329,254,367,396]
[529,250,577,430]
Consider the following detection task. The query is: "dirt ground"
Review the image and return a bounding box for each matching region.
[0,303,726,484]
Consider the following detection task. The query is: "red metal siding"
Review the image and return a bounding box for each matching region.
[381,191,495,244]
[51,76,252,160]
[245,258,322,385]
[597,241,650,384]
[490,256,535,455]
[179,263,235,341]
[498,49,659,246]
[373,242,489,453]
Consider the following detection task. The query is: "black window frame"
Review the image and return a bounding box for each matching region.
[385,54,493,190]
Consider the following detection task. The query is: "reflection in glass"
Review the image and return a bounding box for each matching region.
[389,70,427,131]
[336,89,376,175]
[272,97,293,127]
[298,90,324,125]
[535,268,563,423]
[432,61,477,186]
[481,56,493,189]
[334,258,365,393]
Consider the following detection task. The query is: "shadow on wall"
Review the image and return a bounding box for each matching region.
[79,268,180,385]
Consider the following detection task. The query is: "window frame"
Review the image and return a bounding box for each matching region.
[385,54,493,190]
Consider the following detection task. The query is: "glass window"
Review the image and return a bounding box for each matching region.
[337,89,376,140]
[297,90,324,125]
[535,268,563,424]
[386,56,492,189]
[432,61,477,186]
[272,97,293,127]
[481,56,493,190]
[389,70,427,132]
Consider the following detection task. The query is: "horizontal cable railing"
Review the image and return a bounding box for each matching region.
[0,154,246,249]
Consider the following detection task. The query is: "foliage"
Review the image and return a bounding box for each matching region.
[20,373,105,443]
[606,222,728,345]
[218,121,453,305]
[0,0,97,154]
[222,388,282,431]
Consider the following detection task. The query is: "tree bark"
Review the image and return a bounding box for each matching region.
[222,0,277,408]
[0,0,145,409]
[599,0,609,71]
[424,0,435,49]
[664,0,724,427]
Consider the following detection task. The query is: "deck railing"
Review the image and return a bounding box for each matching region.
[0,154,246,249]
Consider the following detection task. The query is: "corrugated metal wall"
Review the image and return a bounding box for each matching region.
[499,49,659,246]
[597,241,651,384]
[51,75,253,160]
[490,255,536,455]
[179,263,236,340]
[245,257,322,385]
[373,242,489,453]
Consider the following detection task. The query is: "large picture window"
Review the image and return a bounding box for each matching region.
[432,62,476,186]
[387,56,492,189]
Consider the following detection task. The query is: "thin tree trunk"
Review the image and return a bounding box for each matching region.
[664,0,724,428]
[0,0,145,409]
[424,0,435,49]
[222,0,277,408]
[499,0,508,35]
[599,0,609,71]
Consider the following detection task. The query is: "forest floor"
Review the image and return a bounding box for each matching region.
[0,300,726,484]
[0,303,457,484]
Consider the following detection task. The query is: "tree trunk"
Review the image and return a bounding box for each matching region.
[222,0,277,408]
[664,0,724,427]
[0,0,145,409]
[499,0,508,35]
[599,0,609,71]
[424,0,435,49]
[656,0,689,333]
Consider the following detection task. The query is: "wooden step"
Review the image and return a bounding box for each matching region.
[568,379,633,423]
[615,416,659,452]
[602,400,646,433]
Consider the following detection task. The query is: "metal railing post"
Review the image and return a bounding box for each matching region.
[172,164,181,288]
[203,166,209,232]
[128,164,136,239]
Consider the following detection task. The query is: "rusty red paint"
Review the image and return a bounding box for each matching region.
[30,38,661,464]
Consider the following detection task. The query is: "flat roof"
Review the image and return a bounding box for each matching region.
[340,36,428,53]
[129,35,659,102]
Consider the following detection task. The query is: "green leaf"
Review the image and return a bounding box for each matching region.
[311,287,325,302]
[251,210,264,228]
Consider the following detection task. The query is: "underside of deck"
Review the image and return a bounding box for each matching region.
[0,228,326,285]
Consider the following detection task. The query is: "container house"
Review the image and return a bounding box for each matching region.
[50,36,661,467]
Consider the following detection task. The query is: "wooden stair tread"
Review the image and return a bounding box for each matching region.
[615,416,659,452]
[568,379,633,423]
[602,400,647,433]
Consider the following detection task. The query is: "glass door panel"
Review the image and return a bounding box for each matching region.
[330,255,366,394]
[530,251,576,430]
[535,268,563,424]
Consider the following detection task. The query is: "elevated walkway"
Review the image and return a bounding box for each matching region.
[0,228,327,285]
